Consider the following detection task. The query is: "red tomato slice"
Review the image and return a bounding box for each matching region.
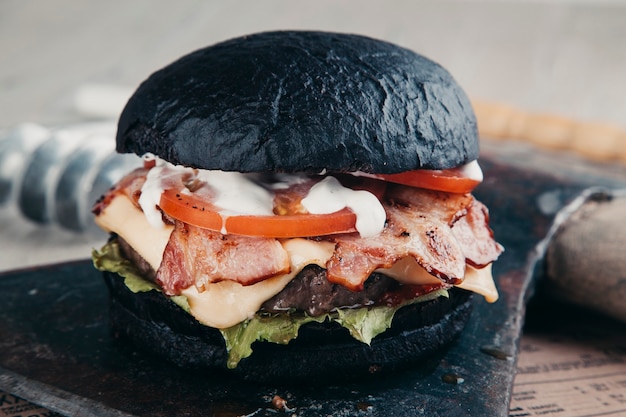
[158,174,389,238]
[371,163,482,193]
[159,189,358,238]
[155,162,478,237]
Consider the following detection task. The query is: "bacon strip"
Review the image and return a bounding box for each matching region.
[326,198,469,291]
[157,221,291,295]
[326,187,502,291]
[451,199,504,268]
[92,167,148,215]
[386,185,474,226]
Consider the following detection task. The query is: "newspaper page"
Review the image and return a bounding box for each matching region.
[509,296,626,417]
[510,335,626,417]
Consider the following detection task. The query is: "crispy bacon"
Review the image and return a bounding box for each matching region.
[92,167,148,215]
[451,199,504,268]
[326,188,503,291]
[157,221,291,295]
[386,185,474,226]
[326,188,474,291]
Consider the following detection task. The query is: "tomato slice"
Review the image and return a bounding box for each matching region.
[157,173,389,238]
[155,161,478,238]
[371,162,483,193]
[159,189,358,238]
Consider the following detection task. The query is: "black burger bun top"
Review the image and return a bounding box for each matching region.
[116,30,479,174]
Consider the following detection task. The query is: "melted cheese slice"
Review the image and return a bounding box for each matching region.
[379,257,499,303]
[95,194,499,329]
[182,239,335,328]
[94,195,172,270]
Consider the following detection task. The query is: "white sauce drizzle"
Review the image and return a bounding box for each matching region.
[194,170,274,234]
[138,156,193,229]
[138,155,386,237]
[194,170,274,216]
[301,176,386,238]
[458,160,484,182]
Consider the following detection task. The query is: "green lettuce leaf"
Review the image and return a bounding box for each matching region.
[220,313,327,368]
[220,288,448,368]
[92,240,190,312]
[93,239,448,368]
[335,287,446,344]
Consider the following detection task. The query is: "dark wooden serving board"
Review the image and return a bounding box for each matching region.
[1,141,625,417]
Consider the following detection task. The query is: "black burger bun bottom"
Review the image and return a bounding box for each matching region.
[116,30,478,174]
[103,270,473,383]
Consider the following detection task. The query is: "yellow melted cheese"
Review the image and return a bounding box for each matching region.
[379,257,499,303]
[94,195,173,270]
[182,238,335,328]
[95,194,499,328]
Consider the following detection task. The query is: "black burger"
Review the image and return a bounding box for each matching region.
[92,31,503,382]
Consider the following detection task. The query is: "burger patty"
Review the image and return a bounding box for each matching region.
[116,236,404,316]
[117,236,156,281]
[260,264,396,316]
